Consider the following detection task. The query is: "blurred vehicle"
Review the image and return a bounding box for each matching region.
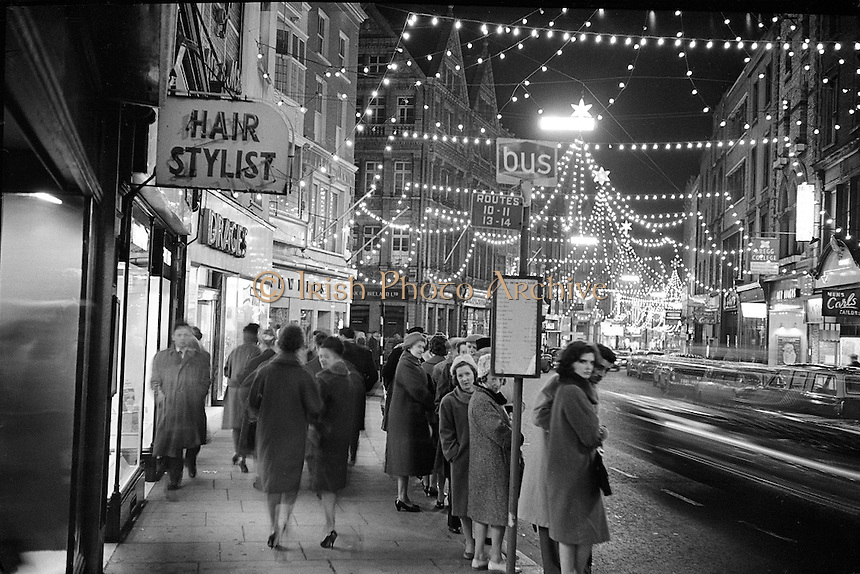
[539,347,562,373]
[619,394,860,521]
[654,359,711,394]
[736,364,860,420]
[628,351,665,380]
[614,349,630,369]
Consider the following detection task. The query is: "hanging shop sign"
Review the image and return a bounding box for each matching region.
[796,183,815,242]
[156,96,292,193]
[200,208,247,257]
[496,138,558,187]
[749,237,779,275]
[723,290,738,312]
[470,193,524,230]
[823,288,860,317]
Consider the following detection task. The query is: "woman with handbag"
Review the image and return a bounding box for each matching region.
[545,341,610,574]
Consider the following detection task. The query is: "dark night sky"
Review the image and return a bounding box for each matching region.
[376,4,767,205]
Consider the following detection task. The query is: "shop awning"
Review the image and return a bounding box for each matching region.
[814,236,860,290]
[736,281,765,303]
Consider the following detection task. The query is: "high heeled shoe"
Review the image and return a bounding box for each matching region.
[320,530,337,548]
[238,458,249,473]
[267,532,277,548]
[232,453,240,465]
[394,499,420,512]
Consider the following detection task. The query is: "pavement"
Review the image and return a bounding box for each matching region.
[104,394,541,574]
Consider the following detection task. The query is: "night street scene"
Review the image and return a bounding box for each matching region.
[3,2,860,573]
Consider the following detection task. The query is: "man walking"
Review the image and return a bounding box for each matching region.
[340,326,378,464]
[151,323,211,490]
[223,323,262,472]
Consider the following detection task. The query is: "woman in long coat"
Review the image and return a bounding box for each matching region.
[309,336,360,549]
[222,324,261,469]
[546,341,610,574]
[467,355,513,572]
[439,354,478,559]
[384,331,434,511]
[247,325,321,548]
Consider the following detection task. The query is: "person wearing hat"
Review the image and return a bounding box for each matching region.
[439,354,478,560]
[381,326,424,430]
[222,323,262,471]
[850,353,860,367]
[468,352,516,572]
[384,330,434,512]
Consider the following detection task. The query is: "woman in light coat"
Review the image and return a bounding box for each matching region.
[439,354,478,559]
[247,325,321,549]
[467,355,514,573]
[383,331,434,511]
[545,341,610,574]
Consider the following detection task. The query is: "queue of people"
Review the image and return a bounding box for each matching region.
[150,319,613,574]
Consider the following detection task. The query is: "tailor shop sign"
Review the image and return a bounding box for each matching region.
[823,288,860,317]
[156,96,291,193]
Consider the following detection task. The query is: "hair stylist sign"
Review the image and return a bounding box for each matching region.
[156,96,293,193]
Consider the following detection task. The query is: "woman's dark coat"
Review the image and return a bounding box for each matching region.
[546,375,610,545]
[439,386,472,517]
[467,385,512,527]
[383,350,435,477]
[310,360,358,492]
[247,354,321,494]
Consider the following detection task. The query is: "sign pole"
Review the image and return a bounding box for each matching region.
[505,181,531,574]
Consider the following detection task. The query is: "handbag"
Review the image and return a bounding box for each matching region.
[594,449,612,496]
[238,417,256,455]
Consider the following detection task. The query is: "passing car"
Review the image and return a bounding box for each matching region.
[614,349,630,369]
[736,364,860,419]
[539,347,562,373]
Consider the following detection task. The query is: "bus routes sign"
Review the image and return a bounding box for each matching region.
[470,193,525,230]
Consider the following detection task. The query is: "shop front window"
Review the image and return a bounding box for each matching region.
[108,211,151,495]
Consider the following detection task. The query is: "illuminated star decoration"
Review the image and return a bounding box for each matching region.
[593,167,611,185]
[620,220,633,235]
[571,98,593,118]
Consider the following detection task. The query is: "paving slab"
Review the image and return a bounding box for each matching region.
[104,398,539,573]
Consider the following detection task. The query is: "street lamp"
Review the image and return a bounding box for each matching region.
[539,98,597,132]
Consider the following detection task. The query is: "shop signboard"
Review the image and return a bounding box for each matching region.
[470,193,524,230]
[823,288,860,317]
[496,138,558,187]
[749,237,778,275]
[723,290,738,312]
[200,208,247,257]
[491,276,542,378]
[156,96,293,193]
[665,310,682,321]
[796,183,815,242]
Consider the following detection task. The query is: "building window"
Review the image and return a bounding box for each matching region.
[362,225,381,265]
[317,10,328,57]
[367,54,386,74]
[314,77,326,142]
[397,95,415,125]
[364,161,382,194]
[750,146,757,194]
[822,73,838,147]
[391,229,411,266]
[726,162,746,204]
[338,32,348,68]
[274,25,306,100]
[367,96,386,124]
[394,161,412,194]
[763,63,772,106]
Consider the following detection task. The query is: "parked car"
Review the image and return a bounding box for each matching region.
[630,351,665,380]
[614,349,630,369]
[539,347,562,373]
[736,364,860,419]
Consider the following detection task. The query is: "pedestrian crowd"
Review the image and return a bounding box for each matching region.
[150,320,614,574]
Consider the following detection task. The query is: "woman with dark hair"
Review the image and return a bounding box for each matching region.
[247,325,321,549]
[384,331,434,512]
[235,328,278,469]
[310,336,361,549]
[468,354,515,572]
[545,341,610,574]
[439,354,478,560]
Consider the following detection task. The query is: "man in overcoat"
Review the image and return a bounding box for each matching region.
[151,323,211,489]
[340,326,378,464]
